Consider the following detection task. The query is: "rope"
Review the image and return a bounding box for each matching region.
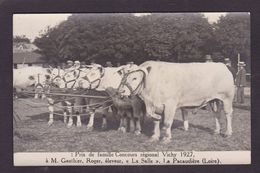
[53,103,113,117]
[21,91,110,99]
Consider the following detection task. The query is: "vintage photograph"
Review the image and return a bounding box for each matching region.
[13,13,250,165]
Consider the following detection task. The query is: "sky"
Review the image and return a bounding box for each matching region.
[13,13,227,41]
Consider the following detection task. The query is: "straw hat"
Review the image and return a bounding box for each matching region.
[74,61,80,64]
[205,55,212,61]
[224,58,231,63]
[238,62,246,66]
[67,60,73,64]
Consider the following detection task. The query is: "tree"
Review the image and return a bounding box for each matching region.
[13,35,30,43]
[33,13,215,65]
[214,13,250,71]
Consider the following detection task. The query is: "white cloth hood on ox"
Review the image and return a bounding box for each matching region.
[13,66,50,89]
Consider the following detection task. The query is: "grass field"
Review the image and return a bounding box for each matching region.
[13,98,251,152]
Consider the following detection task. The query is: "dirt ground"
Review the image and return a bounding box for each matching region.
[13,97,251,152]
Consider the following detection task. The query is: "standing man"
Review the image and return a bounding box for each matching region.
[235,62,247,103]
[224,58,236,80]
[66,60,74,68]
[205,55,213,62]
[105,61,113,67]
[74,60,81,69]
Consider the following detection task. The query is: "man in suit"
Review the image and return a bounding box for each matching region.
[235,62,247,103]
[205,55,213,62]
[224,58,236,80]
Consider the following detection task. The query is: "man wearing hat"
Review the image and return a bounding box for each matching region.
[224,58,236,79]
[74,60,81,69]
[235,62,247,103]
[205,55,213,62]
[105,61,113,67]
[66,60,74,68]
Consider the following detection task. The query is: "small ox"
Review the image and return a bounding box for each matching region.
[79,64,146,132]
[118,61,235,143]
[105,87,145,135]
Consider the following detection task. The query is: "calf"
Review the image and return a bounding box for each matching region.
[106,87,145,135]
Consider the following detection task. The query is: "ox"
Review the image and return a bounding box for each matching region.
[105,87,145,135]
[118,61,235,143]
[80,64,146,133]
[52,65,114,130]
[13,66,51,98]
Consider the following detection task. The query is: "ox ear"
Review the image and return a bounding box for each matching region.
[115,67,124,76]
[140,66,151,76]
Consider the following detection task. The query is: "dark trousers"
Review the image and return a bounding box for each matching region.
[236,86,245,103]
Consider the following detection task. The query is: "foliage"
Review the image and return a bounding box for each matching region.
[33,13,250,69]
[13,35,30,43]
[213,13,250,71]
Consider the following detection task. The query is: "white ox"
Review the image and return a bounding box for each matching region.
[118,61,235,143]
[13,66,51,98]
[57,65,123,130]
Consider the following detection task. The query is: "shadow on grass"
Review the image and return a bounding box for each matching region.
[25,111,214,137]
[141,118,214,137]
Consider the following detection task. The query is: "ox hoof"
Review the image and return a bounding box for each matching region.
[47,120,53,126]
[86,126,93,131]
[134,131,141,136]
[67,123,73,128]
[120,127,126,133]
[181,127,189,131]
[148,135,160,142]
[213,130,220,135]
[161,137,172,144]
[76,123,82,127]
[223,133,232,138]
[101,125,107,131]
[117,127,123,132]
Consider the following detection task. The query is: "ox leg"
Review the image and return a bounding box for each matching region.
[134,117,141,135]
[181,108,189,131]
[63,110,68,123]
[67,104,73,128]
[48,103,54,126]
[34,92,39,99]
[118,118,124,131]
[129,118,135,133]
[128,112,135,133]
[86,112,94,131]
[212,101,221,135]
[61,102,68,123]
[161,103,177,143]
[118,114,127,133]
[101,114,107,130]
[149,120,160,142]
[47,98,54,126]
[117,110,126,132]
[41,93,46,99]
[76,113,82,127]
[223,99,233,137]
